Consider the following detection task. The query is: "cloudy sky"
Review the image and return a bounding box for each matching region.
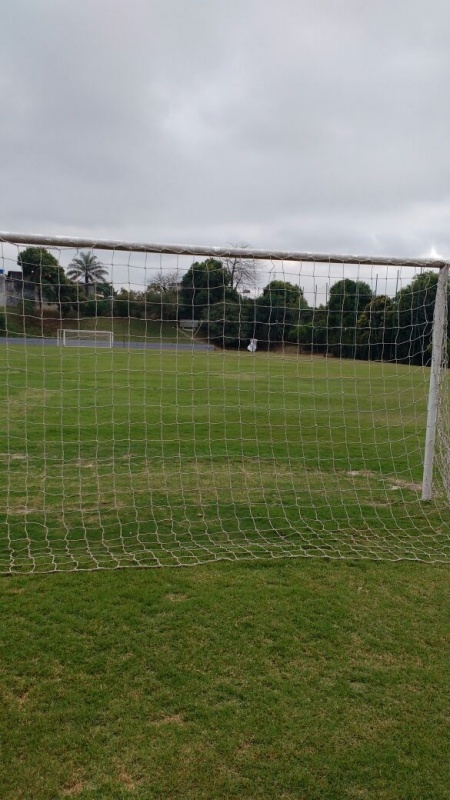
[1,0,450,268]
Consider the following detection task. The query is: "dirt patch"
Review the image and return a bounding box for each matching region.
[165,592,189,602]
[151,713,185,726]
[347,469,380,479]
[388,479,422,492]
[117,769,138,791]
[347,469,422,493]
[61,780,85,797]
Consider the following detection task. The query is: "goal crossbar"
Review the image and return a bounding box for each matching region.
[0,231,447,269]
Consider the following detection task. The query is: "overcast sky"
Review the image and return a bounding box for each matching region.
[1,0,450,272]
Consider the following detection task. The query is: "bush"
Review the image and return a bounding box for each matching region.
[22,300,37,317]
[203,301,253,349]
[78,299,112,318]
[113,298,143,319]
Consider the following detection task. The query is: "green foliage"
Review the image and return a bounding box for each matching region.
[393,271,439,365]
[0,312,6,335]
[78,299,112,318]
[113,298,135,318]
[17,247,78,315]
[261,280,306,307]
[18,247,61,306]
[328,278,373,320]
[327,279,374,358]
[180,259,238,319]
[67,251,108,288]
[22,299,37,318]
[43,278,80,317]
[144,287,179,322]
[356,295,395,361]
[18,246,60,281]
[288,272,449,365]
[255,281,309,348]
[202,300,253,348]
[289,307,327,353]
[113,289,145,319]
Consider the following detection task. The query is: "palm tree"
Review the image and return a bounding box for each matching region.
[67,252,108,291]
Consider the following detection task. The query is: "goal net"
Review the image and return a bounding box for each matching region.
[0,233,449,574]
[57,329,114,348]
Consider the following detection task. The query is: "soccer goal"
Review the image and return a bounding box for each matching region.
[57,329,114,348]
[0,231,449,574]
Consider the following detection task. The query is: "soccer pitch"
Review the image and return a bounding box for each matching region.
[0,344,448,573]
[1,344,449,799]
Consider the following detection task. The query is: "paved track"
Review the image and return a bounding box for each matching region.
[1,337,214,351]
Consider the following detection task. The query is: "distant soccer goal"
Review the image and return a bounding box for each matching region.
[57,329,114,348]
[0,231,449,574]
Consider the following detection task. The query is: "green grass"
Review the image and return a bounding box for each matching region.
[0,346,448,572]
[0,345,449,798]
[1,561,449,799]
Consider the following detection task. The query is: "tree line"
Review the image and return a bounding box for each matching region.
[176,258,448,365]
[11,247,450,365]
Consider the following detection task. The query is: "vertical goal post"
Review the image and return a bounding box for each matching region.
[421,263,449,500]
[0,231,449,573]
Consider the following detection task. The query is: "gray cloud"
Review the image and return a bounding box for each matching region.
[1,0,450,263]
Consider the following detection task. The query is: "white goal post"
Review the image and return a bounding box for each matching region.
[57,329,114,348]
[0,231,449,574]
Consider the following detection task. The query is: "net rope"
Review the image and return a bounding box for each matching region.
[0,236,449,574]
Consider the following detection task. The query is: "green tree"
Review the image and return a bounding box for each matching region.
[67,252,108,291]
[17,247,76,314]
[180,259,238,319]
[356,295,395,361]
[75,282,115,318]
[255,281,308,348]
[393,271,443,365]
[203,299,253,348]
[43,276,80,317]
[289,306,327,353]
[112,289,146,319]
[327,279,373,358]
[146,272,180,321]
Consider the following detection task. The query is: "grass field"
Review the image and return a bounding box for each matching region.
[0,345,448,572]
[0,343,449,798]
[1,561,449,799]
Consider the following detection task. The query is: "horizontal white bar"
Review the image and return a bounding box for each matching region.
[0,231,447,269]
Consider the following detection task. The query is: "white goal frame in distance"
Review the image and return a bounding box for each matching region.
[57,329,114,348]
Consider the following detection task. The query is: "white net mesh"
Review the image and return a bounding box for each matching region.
[0,235,449,574]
